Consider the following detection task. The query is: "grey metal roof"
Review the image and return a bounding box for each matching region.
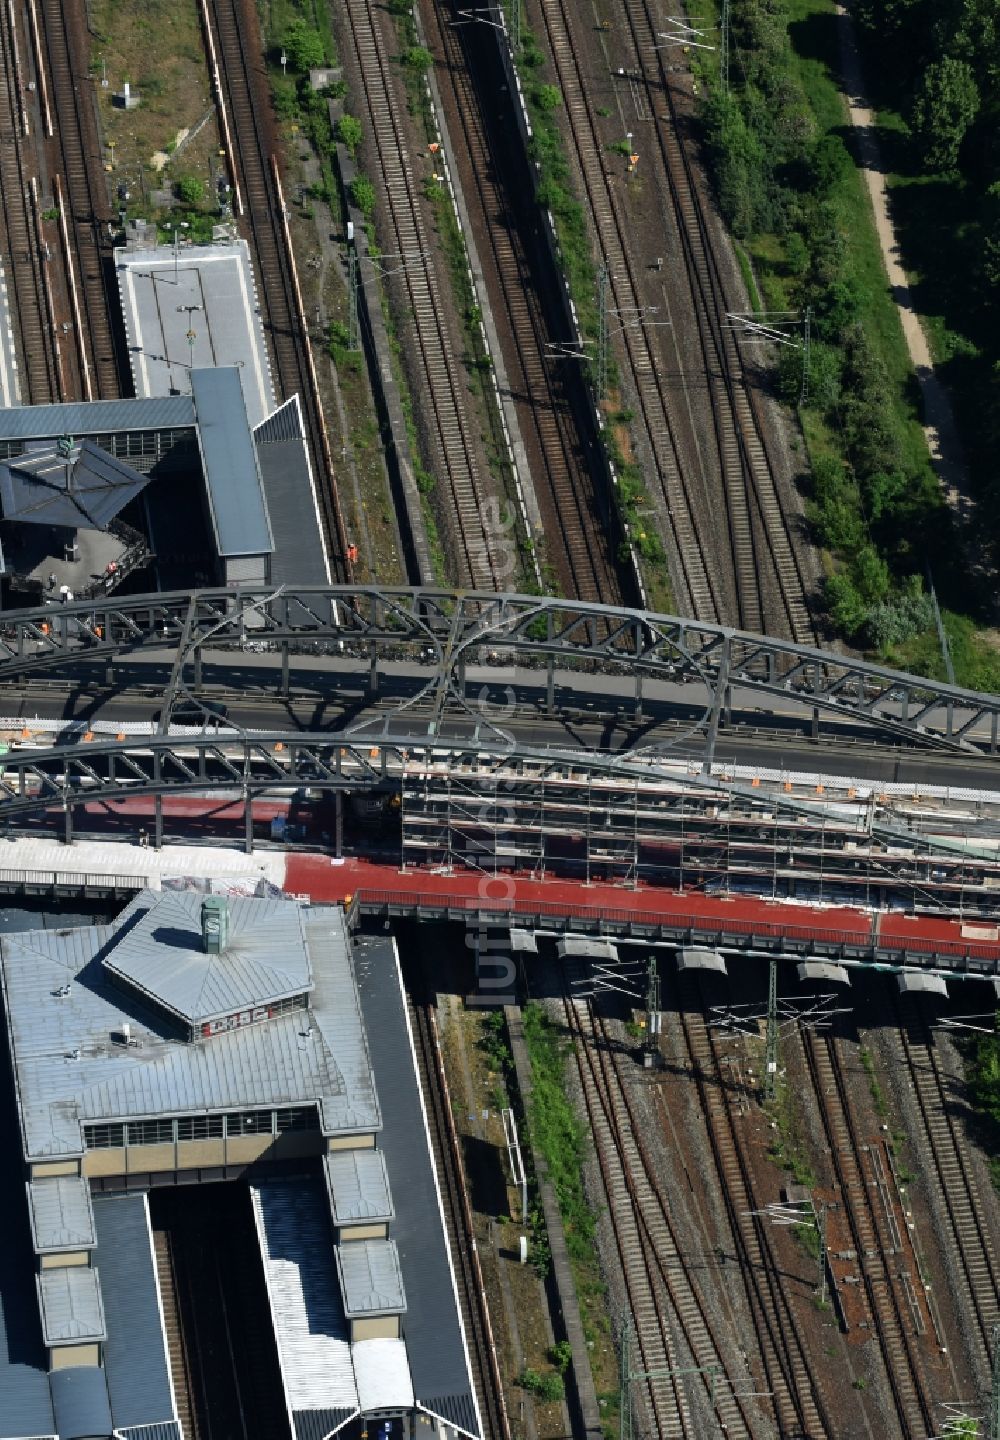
[0,1035,55,1439]
[0,441,148,530]
[255,397,303,445]
[48,1366,113,1440]
[252,1178,359,1413]
[27,1177,96,1254]
[252,395,330,586]
[36,1267,106,1345]
[324,1150,393,1225]
[353,935,481,1440]
[254,435,330,586]
[92,1194,175,1431]
[0,899,380,1161]
[190,369,273,558]
[0,397,195,441]
[48,1366,112,1440]
[335,1240,406,1317]
[293,1411,355,1440]
[117,1426,182,1440]
[102,891,312,1026]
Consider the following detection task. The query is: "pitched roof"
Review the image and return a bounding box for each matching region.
[36,1267,106,1345]
[0,899,380,1162]
[324,1149,393,1226]
[0,440,149,529]
[335,1240,406,1317]
[102,891,312,1027]
[26,1177,96,1254]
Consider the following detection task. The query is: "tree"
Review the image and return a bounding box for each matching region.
[911,56,980,170]
[283,19,325,72]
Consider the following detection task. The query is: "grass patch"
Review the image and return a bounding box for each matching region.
[767,1074,817,1188]
[859,1045,888,1119]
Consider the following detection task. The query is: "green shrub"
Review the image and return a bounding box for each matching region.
[337,113,363,156]
[351,175,376,219]
[175,175,204,207]
[532,82,562,111]
[518,1368,565,1402]
[400,45,432,72]
[548,1340,572,1374]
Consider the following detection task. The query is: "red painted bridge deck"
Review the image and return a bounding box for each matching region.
[283,855,1000,967]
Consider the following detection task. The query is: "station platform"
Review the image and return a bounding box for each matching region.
[115,237,275,428]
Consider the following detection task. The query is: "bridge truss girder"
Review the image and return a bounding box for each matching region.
[1,734,997,915]
[1,587,999,753]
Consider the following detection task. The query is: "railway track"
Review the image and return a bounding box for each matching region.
[406,986,508,1440]
[531,0,722,624]
[36,0,118,398]
[425,0,622,603]
[153,1229,201,1440]
[621,0,815,643]
[893,994,1000,1378]
[152,1185,291,1440]
[563,989,760,1438]
[677,975,831,1437]
[203,0,349,577]
[0,3,57,403]
[340,0,501,589]
[801,1025,935,1436]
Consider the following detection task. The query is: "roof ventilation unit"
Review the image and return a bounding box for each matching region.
[201,895,230,954]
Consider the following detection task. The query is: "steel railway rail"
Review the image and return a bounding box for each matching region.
[202,0,349,578]
[425,0,622,603]
[152,1187,291,1440]
[528,0,722,622]
[0,4,57,402]
[892,994,1000,1377]
[153,1229,202,1440]
[563,989,760,1438]
[36,0,118,398]
[677,975,832,1437]
[801,1026,935,1436]
[340,0,500,589]
[622,0,815,643]
[405,985,508,1440]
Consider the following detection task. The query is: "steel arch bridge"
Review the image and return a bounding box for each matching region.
[2,586,999,754]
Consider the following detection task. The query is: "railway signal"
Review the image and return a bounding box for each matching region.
[709,974,848,1102]
[725,307,812,403]
[450,5,505,30]
[655,10,729,92]
[597,265,671,399]
[744,1198,829,1305]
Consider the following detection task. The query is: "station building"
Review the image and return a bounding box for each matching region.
[0,891,480,1440]
[0,233,330,601]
